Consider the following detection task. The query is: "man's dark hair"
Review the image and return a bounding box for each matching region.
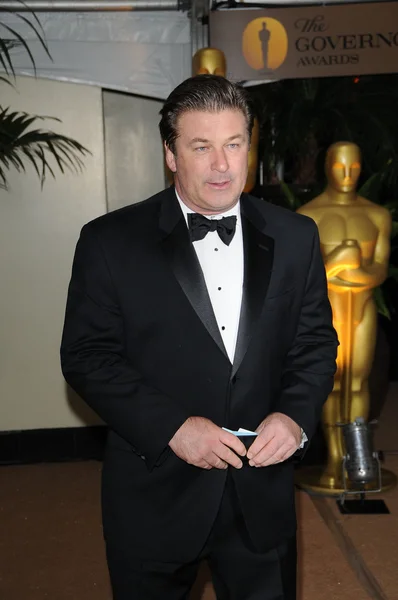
[159,74,254,154]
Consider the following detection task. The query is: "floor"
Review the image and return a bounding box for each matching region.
[1,385,397,600]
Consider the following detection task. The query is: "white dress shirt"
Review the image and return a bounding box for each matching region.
[177,192,243,364]
[176,191,307,448]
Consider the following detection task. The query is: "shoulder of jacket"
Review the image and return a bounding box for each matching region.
[82,188,170,235]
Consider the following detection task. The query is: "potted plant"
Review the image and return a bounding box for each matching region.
[0,8,89,189]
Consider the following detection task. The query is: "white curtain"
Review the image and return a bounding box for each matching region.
[1,11,191,99]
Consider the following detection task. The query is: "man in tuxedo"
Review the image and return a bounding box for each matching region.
[61,75,338,599]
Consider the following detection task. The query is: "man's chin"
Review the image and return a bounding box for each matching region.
[205,181,243,201]
[204,191,240,210]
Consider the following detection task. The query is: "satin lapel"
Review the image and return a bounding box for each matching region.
[232,197,274,377]
[159,191,228,359]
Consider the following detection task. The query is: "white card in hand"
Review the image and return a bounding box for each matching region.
[222,427,258,437]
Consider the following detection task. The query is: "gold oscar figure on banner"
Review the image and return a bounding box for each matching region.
[296,141,396,494]
[165,48,259,193]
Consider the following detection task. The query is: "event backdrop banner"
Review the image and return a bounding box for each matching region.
[210,2,398,81]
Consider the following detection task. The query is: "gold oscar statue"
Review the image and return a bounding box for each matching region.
[165,48,259,193]
[192,47,227,76]
[296,141,396,495]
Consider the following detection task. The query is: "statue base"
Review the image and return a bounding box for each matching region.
[295,466,397,496]
[337,497,390,514]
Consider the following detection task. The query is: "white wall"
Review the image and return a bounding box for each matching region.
[0,76,106,431]
[103,91,166,211]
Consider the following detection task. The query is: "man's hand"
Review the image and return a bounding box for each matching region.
[169,417,247,470]
[247,413,301,467]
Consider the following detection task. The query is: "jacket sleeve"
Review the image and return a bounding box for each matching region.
[275,223,338,447]
[60,223,190,470]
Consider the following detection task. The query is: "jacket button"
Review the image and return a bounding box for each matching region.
[232,375,237,384]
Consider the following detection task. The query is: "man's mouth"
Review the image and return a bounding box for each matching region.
[207,181,231,190]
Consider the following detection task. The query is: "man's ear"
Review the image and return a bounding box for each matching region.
[164,143,177,173]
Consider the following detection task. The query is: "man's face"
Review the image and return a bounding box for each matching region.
[328,147,361,193]
[165,109,249,215]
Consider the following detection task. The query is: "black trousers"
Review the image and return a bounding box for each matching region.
[106,476,297,600]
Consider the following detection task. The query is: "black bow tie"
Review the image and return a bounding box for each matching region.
[188,213,237,246]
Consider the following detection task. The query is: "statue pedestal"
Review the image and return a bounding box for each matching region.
[295,465,397,496]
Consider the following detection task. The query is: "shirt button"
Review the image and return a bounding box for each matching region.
[218,287,222,291]
[221,326,225,331]
[214,248,219,252]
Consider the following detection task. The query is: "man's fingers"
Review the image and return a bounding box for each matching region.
[251,443,297,467]
[203,446,243,470]
[248,437,279,465]
[207,452,228,470]
[252,445,289,467]
[220,431,247,457]
[201,460,213,470]
[247,429,275,460]
[214,444,243,469]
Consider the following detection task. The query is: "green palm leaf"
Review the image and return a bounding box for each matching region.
[391,221,398,240]
[0,4,51,79]
[0,107,90,189]
[279,180,300,210]
[0,6,90,188]
[373,286,391,319]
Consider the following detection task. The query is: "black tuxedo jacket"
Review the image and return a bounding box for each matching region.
[61,187,338,562]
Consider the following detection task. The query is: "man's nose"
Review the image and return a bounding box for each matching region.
[211,148,229,172]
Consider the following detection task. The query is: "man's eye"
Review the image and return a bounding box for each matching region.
[195,147,207,152]
[228,143,239,149]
